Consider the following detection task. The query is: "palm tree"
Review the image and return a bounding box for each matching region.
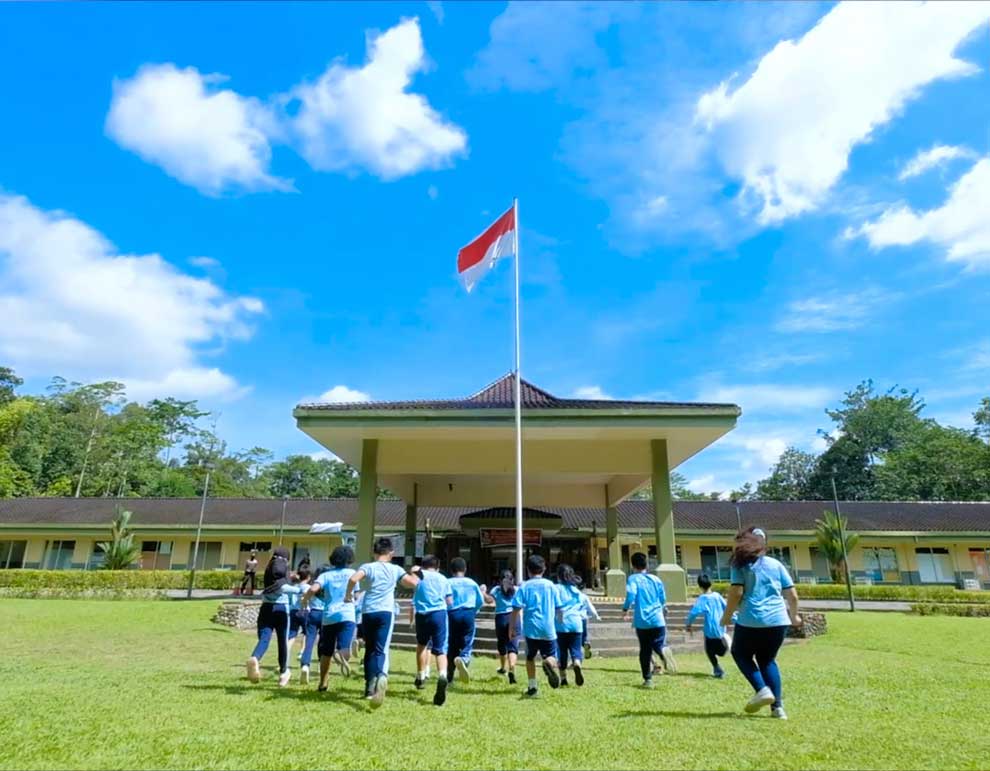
[97,507,140,570]
[814,509,859,583]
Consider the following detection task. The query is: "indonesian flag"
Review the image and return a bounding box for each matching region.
[457,204,516,292]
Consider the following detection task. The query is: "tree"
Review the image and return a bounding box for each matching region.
[874,424,990,501]
[975,397,990,444]
[147,398,208,465]
[756,447,816,500]
[265,454,360,498]
[97,507,141,569]
[0,366,23,406]
[814,509,859,583]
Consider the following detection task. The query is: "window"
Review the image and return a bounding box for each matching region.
[809,547,833,582]
[43,540,76,570]
[0,540,26,569]
[968,549,990,584]
[88,543,106,570]
[191,541,222,570]
[700,546,733,581]
[140,541,172,571]
[915,547,954,584]
[863,547,900,583]
[767,547,792,569]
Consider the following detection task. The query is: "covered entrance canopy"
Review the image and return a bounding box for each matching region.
[293,374,740,600]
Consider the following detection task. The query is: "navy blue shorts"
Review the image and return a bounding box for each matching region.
[318,621,356,658]
[525,637,558,661]
[415,610,449,655]
[495,613,519,655]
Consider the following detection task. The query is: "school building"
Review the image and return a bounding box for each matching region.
[2,496,989,591]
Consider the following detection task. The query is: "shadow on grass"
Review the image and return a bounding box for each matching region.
[193,627,232,633]
[182,682,369,712]
[590,667,724,680]
[614,709,743,719]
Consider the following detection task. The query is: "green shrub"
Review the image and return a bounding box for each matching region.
[0,587,166,600]
[911,603,990,617]
[0,569,241,591]
[707,581,990,604]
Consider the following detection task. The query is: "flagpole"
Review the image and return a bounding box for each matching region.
[512,197,524,585]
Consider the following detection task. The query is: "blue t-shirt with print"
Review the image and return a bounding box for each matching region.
[730,555,794,628]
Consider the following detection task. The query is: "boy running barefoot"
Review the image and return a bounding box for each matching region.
[411,555,453,706]
[623,552,673,688]
[510,554,562,697]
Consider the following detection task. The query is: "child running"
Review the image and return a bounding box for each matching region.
[345,537,420,708]
[446,557,485,685]
[410,554,453,706]
[303,546,357,691]
[685,573,730,678]
[576,577,600,659]
[299,564,328,685]
[287,567,311,667]
[622,552,674,688]
[483,570,520,684]
[554,564,585,687]
[246,546,303,687]
[510,554,562,697]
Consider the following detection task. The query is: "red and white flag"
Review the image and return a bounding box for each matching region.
[457,204,516,292]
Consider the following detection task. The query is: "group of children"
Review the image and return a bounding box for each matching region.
[244,527,798,718]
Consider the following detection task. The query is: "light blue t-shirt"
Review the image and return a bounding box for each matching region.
[491,585,515,614]
[511,577,558,640]
[449,576,484,612]
[623,572,667,629]
[554,584,584,634]
[580,593,598,621]
[262,582,303,608]
[413,570,452,614]
[731,556,794,628]
[288,582,309,611]
[358,560,408,614]
[686,591,728,639]
[315,567,356,625]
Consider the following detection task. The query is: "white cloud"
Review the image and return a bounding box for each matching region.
[426,1,444,24]
[699,383,833,412]
[289,18,467,179]
[189,256,222,269]
[427,184,439,200]
[310,449,343,462]
[775,288,897,333]
[106,63,291,196]
[898,144,977,180]
[0,193,262,400]
[317,385,371,403]
[686,474,717,493]
[851,158,990,270]
[572,385,613,400]
[696,1,990,223]
[744,352,824,373]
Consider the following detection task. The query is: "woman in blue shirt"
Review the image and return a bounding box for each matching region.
[554,564,586,687]
[483,570,521,684]
[720,527,802,720]
[246,546,303,688]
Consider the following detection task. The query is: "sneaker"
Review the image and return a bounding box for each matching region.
[246,657,261,683]
[542,661,560,689]
[278,670,291,688]
[560,677,569,687]
[496,668,507,675]
[414,678,425,690]
[300,665,310,685]
[643,678,655,689]
[370,675,388,708]
[351,638,360,658]
[574,663,585,687]
[525,687,539,698]
[713,669,725,679]
[771,706,788,720]
[339,657,351,678]
[454,657,470,684]
[661,646,677,674]
[745,686,775,713]
[433,677,448,707]
[317,685,328,693]
[508,671,517,685]
[583,642,593,659]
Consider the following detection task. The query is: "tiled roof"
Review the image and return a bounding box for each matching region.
[1,497,989,533]
[296,373,739,413]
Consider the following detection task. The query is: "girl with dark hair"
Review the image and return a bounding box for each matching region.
[554,564,586,687]
[303,546,358,691]
[720,527,802,719]
[246,546,304,687]
[483,570,520,683]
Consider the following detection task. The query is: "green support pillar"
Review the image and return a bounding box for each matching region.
[403,484,418,568]
[356,439,378,564]
[651,439,686,602]
[605,504,626,598]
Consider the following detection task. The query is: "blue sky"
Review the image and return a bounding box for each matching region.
[1,1,989,494]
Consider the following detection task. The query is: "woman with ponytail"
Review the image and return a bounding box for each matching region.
[483,570,520,684]
[246,546,305,687]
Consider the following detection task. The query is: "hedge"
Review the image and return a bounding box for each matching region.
[707,581,990,604]
[0,569,241,591]
[911,603,990,617]
[0,587,166,600]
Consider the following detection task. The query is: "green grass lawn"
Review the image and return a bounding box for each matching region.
[2,600,988,770]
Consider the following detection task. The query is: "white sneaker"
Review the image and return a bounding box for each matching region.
[278,670,292,688]
[351,638,360,658]
[246,657,261,683]
[772,706,788,720]
[661,646,677,674]
[745,686,775,713]
[300,665,310,685]
[340,655,351,677]
[454,657,470,683]
[370,675,388,708]
[642,678,655,689]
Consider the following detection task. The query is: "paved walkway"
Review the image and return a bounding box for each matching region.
[799,599,911,612]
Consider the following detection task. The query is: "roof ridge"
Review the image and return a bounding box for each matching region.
[467,372,558,402]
